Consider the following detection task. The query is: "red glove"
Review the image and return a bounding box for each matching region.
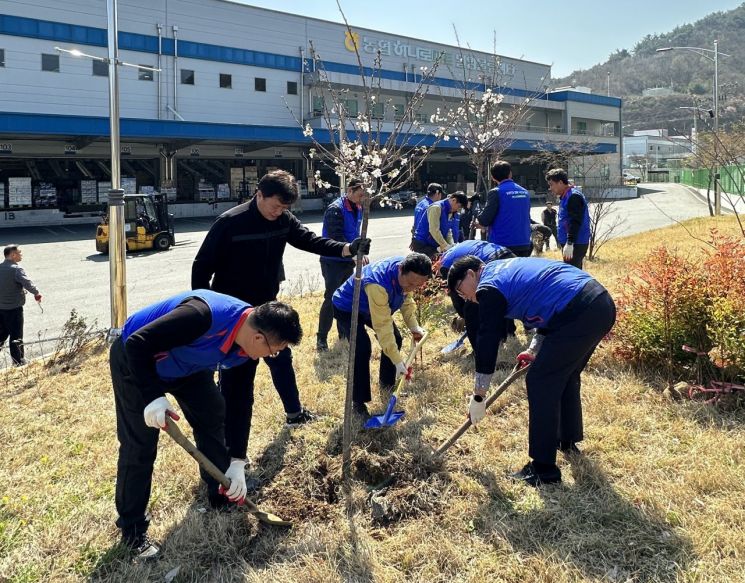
[516,351,535,368]
[405,365,413,381]
[34,294,42,302]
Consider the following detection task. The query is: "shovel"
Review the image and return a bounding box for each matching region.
[441,332,467,354]
[432,363,529,458]
[163,420,292,527]
[364,330,429,430]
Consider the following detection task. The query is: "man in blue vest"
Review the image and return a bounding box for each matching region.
[447,256,615,486]
[410,183,445,245]
[475,160,532,257]
[411,192,468,259]
[546,168,591,269]
[437,240,515,349]
[332,253,430,418]
[110,290,302,559]
[317,179,366,352]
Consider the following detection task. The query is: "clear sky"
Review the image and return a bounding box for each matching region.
[232,0,742,77]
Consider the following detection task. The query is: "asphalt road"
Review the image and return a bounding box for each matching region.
[1,183,711,362]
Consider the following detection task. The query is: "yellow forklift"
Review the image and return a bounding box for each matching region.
[95,193,175,253]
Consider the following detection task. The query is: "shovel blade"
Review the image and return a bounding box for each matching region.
[441,332,467,354]
[251,509,293,527]
[364,410,405,429]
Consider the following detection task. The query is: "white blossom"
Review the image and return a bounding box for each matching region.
[303,124,313,137]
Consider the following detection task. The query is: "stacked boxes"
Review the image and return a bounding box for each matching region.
[198,181,214,201]
[0,182,5,208]
[121,177,136,195]
[161,187,177,202]
[8,177,32,208]
[81,180,98,204]
[216,183,230,200]
[98,181,112,203]
[35,182,57,208]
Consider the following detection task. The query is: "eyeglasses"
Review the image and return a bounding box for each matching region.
[258,331,281,358]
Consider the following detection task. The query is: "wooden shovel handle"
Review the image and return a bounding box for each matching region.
[163,420,231,489]
[433,364,529,458]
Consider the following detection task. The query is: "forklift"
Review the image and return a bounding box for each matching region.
[95,193,175,253]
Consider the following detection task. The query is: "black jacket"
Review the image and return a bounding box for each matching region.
[192,198,347,305]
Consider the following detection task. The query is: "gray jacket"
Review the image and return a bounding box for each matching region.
[0,259,39,310]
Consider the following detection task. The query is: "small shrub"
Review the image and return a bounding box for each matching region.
[613,234,745,384]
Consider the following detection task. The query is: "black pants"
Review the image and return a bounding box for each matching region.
[0,307,24,365]
[525,292,616,465]
[219,346,301,459]
[508,245,533,258]
[333,307,402,404]
[110,338,229,541]
[562,243,589,270]
[318,260,354,340]
[547,226,558,250]
[410,238,439,259]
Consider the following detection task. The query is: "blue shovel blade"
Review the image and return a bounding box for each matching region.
[441,332,467,354]
[364,394,405,429]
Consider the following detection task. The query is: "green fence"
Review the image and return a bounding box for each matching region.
[679,165,745,195]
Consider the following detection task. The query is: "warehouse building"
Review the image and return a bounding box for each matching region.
[0,0,622,226]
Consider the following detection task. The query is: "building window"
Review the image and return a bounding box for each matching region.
[220,73,232,89]
[576,121,587,135]
[370,102,385,120]
[0,49,5,67]
[92,60,108,77]
[342,98,358,117]
[41,53,59,72]
[138,66,154,81]
[255,77,266,92]
[287,81,298,95]
[181,69,195,85]
[312,96,324,116]
[394,103,405,121]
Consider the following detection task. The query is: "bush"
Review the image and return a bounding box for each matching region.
[613,234,745,383]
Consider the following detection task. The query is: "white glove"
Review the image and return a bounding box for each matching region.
[143,396,179,429]
[411,326,426,341]
[395,361,409,377]
[221,459,248,503]
[468,394,486,425]
[563,243,574,262]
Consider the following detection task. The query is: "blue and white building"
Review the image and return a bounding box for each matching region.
[0,0,622,225]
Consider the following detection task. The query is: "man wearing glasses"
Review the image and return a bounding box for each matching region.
[110,290,302,559]
[192,170,370,477]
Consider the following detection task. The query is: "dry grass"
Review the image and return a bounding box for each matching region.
[1,216,744,582]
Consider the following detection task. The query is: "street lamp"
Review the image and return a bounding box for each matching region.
[657,41,730,215]
[56,0,159,329]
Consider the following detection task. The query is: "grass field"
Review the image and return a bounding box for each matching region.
[1,215,743,582]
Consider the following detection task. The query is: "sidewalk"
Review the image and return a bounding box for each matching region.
[681,185,744,215]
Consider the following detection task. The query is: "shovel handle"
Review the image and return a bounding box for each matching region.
[433,364,528,458]
[393,330,430,396]
[163,420,231,489]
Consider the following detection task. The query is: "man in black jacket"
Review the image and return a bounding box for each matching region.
[540,201,557,251]
[192,170,371,463]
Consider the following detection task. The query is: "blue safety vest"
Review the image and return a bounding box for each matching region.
[557,187,591,245]
[412,196,434,231]
[121,289,252,380]
[440,240,510,270]
[321,195,362,263]
[413,199,459,248]
[332,256,405,315]
[477,258,593,328]
[486,180,531,247]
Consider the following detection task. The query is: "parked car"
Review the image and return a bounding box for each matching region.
[623,171,641,184]
[387,190,419,208]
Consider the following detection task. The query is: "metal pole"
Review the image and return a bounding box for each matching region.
[107,0,127,328]
[173,25,179,120]
[713,40,721,216]
[157,23,162,120]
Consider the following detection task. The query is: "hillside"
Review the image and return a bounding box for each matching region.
[553,3,745,134]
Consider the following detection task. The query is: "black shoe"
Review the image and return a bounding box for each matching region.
[123,533,160,560]
[316,336,329,352]
[510,461,561,487]
[352,401,370,420]
[558,441,582,456]
[286,407,315,428]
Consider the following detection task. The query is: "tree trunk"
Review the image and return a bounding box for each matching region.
[341,192,371,517]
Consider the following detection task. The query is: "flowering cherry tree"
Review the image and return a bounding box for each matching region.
[294,4,452,508]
